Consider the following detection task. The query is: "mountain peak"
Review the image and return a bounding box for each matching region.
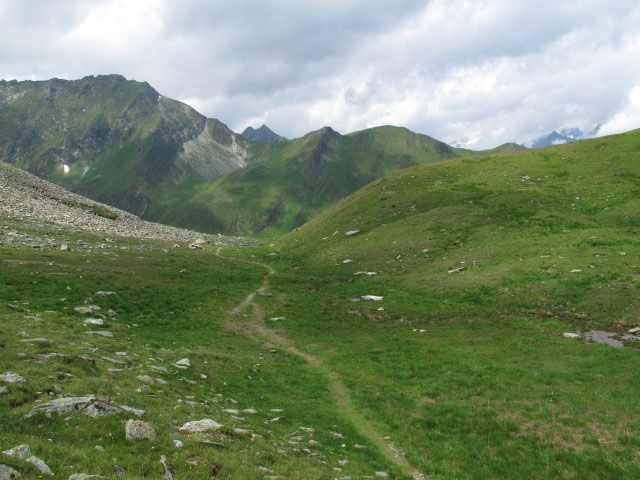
[241,124,281,143]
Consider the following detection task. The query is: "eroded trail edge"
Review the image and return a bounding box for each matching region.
[215,247,425,480]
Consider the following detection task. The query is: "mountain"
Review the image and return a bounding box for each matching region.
[0,74,249,218]
[241,124,281,143]
[160,125,474,237]
[454,141,527,156]
[1,75,526,238]
[531,127,585,148]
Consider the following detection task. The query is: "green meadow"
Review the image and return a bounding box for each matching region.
[2,129,640,479]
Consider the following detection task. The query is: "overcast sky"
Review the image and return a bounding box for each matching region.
[2,0,639,148]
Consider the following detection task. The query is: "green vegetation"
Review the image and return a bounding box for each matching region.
[168,126,490,238]
[230,129,639,478]
[0,223,404,479]
[2,84,639,478]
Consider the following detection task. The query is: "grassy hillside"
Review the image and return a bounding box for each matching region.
[219,130,640,478]
[0,216,411,479]
[1,129,638,479]
[165,126,475,238]
[0,75,248,217]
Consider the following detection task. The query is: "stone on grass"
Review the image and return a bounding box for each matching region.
[174,358,190,368]
[447,267,466,274]
[95,291,116,296]
[69,475,104,479]
[0,465,21,479]
[25,396,121,418]
[75,306,101,314]
[86,331,113,337]
[362,295,383,301]
[0,372,25,384]
[160,455,173,480]
[345,230,360,236]
[136,375,154,384]
[0,386,8,394]
[119,405,145,417]
[562,333,581,339]
[125,420,156,440]
[84,318,104,326]
[178,419,222,433]
[2,444,31,460]
[26,456,51,475]
[173,440,183,448]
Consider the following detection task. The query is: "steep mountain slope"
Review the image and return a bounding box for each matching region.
[166,125,469,237]
[0,75,248,217]
[241,124,281,142]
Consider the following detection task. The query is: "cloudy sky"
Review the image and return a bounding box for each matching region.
[2,0,639,148]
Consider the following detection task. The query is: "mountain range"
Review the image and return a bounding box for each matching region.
[0,74,525,237]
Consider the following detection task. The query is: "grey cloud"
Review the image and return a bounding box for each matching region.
[1,0,639,148]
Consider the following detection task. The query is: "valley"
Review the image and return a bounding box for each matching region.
[1,128,639,478]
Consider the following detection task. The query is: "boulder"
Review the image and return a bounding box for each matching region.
[178,419,222,433]
[25,396,121,418]
[2,445,31,460]
[26,456,51,475]
[83,318,104,326]
[125,420,156,440]
[0,465,21,480]
[0,372,25,384]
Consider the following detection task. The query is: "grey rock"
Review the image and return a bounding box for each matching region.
[136,375,154,384]
[26,456,52,475]
[86,331,113,337]
[178,419,222,432]
[0,386,8,394]
[119,405,145,417]
[2,444,31,460]
[0,465,21,479]
[174,358,190,368]
[69,475,104,479]
[160,455,173,480]
[25,396,121,418]
[0,372,25,384]
[125,420,156,440]
[95,291,116,296]
[60,243,71,251]
[345,230,360,236]
[84,318,104,326]
[563,333,581,339]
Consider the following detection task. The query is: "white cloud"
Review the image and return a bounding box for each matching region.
[1,0,639,148]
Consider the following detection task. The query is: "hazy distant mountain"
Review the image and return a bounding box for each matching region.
[241,124,281,143]
[532,128,585,148]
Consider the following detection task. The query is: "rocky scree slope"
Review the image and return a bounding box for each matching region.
[0,74,249,219]
[0,160,253,245]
